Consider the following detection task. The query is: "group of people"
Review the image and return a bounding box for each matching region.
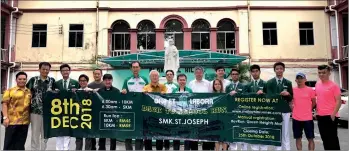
[1,61,342,151]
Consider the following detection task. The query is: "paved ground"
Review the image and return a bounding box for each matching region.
[0,120,348,150]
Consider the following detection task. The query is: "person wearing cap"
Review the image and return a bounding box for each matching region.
[315,65,341,150]
[98,74,120,150]
[266,62,293,151]
[291,72,316,150]
[243,64,268,150]
[55,64,79,150]
[187,66,210,150]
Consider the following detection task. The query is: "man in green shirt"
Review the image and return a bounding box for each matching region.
[55,64,80,150]
[243,64,268,150]
[172,74,192,93]
[266,62,293,150]
[164,70,179,93]
[121,61,148,150]
[226,68,245,95]
[225,68,244,150]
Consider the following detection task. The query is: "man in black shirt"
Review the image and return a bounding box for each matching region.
[86,69,105,150]
[98,74,120,150]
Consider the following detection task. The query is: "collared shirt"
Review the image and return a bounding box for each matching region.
[62,78,70,89]
[164,82,179,93]
[143,83,167,93]
[172,86,193,93]
[1,86,31,125]
[253,79,260,86]
[275,77,284,85]
[26,76,55,115]
[209,79,231,92]
[188,79,211,93]
[123,75,149,92]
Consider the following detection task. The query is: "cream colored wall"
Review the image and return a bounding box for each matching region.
[18,1,97,8]
[249,10,331,59]
[18,1,327,9]
[88,1,326,8]
[107,11,238,29]
[15,13,97,62]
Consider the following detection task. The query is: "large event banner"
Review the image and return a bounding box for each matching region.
[43,90,290,146]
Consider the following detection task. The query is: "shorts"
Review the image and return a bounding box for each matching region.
[292,119,315,139]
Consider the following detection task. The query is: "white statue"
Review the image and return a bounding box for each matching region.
[164,38,180,75]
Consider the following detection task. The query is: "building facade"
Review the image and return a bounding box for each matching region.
[326,0,348,89]
[2,0,343,89]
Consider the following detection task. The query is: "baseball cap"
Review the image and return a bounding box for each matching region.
[296,72,306,79]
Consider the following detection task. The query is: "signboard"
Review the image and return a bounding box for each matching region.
[44,90,289,146]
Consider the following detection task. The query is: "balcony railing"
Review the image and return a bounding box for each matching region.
[111,50,131,57]
[1,49,8,62]
[217,49,237,55]
[110,49,238,57]
[343,45,348,59]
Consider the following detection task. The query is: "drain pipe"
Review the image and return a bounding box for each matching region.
[247,0,251,66]
[7,5,19,89]
[95,0,99,65]
[329,4,342,87]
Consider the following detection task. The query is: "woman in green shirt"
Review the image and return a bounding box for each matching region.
[212,79,227,151]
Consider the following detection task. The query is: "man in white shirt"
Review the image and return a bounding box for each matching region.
[189,66,210,93]
[209,66,231,92]
[187,66,210,150]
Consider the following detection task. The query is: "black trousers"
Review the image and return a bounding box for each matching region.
[202,142,215,150]
[125,139,144,150]
[3,125,29,150]
[144,139,153,150]
[110,139,117,150]
[184,141,198,150]
[98,138,116,150]
[155,139,170,150]
[317,115,340,150]
[173,140,180,150]
[75,138,83,150]
[85,138,96,150]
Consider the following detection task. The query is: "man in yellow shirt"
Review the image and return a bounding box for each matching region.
[1,71,31,150]
[143,70,167,93]
[143,70,167,150]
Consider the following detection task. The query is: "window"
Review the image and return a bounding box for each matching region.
[32,24,47,47]
[69,24,83,47]
[262,22,278,45]
[165,19,183,50]
[191,19,210,50]
[1,16,5,49]
[112,20,130,50]
[299,22,314,45]
[217,19,235,50]
[137,20,156,50]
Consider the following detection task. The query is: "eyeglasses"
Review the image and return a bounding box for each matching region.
[231,73,239,75]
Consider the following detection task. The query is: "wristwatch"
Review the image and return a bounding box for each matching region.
[2,116,7,120]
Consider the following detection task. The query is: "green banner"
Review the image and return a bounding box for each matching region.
[43,90,290,146]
